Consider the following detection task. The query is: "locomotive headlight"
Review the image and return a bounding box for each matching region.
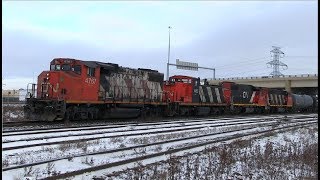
[46,73,49,76]
[46,77,49,80]
[46,94,49,97]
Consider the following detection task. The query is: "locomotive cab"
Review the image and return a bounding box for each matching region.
[163,75,198,103]
[37,58,101,102]
[25,58,101,121]
[37,58,84,100]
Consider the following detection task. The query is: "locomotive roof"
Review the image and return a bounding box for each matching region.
[79,60,160,73]
[81,61,120,71]
[52,58,120,69]
[52,58,160,73]
[170,75,195,79]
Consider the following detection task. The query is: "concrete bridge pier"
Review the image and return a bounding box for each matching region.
[285,80,291,93]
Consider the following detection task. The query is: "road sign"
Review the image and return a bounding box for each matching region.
[176,59,198,71]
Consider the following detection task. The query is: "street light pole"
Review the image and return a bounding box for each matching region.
[166,26,172,81]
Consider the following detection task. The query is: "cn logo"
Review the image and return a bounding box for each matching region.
[242,91,249,99]
[49,83,59,93]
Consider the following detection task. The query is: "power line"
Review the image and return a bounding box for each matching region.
[215,57,268,69]
[286,55,317,58]
[218,68,269,77]
[218,59,268,70]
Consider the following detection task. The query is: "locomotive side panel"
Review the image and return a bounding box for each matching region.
[79,65,100,101]
[231,84,255,105]
[191,78,200,103]
[220,81,235,105]
[198,85,224,104]
[99,66,164,102]
[268,89,288,106]
[257,88,269,106]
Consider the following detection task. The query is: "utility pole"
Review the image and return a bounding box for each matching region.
[166,26,172,81]
[267,46,288,77]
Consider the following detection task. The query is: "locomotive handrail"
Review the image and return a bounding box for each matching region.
[26,83,37,98]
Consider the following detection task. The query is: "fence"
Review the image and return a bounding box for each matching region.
[2,94,26,104]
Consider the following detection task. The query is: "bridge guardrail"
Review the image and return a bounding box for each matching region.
[209,74,318,81]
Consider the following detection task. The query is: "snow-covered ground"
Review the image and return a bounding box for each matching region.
[2,114,317,180]
[2,104,25,122]
[98,126,318,180]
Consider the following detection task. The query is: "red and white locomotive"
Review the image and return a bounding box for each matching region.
[24,58,164,121]
[24,58,317,121]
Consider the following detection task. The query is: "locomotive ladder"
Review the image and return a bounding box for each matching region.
[55,100,66,120]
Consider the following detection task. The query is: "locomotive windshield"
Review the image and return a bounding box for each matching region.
[73,65,81,74]
[61,64,71,71]
[50,64,55,70]
[56,65,61,70]
[50,64,74,72]
[50,64,61,71]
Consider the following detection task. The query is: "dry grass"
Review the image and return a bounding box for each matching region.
[2,105,25,122]
[104,127,318,180]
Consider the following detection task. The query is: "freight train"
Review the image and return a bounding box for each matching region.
[24,58,318,121]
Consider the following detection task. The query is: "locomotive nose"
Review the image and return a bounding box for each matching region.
[37,71,60,99]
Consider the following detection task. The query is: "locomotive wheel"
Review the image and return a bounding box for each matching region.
[232,106,242,114]
[65,107,75,121]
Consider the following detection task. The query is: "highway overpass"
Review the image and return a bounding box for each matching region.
[208,74,318,95]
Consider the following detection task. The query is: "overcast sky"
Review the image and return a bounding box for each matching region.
[2,1,318,90]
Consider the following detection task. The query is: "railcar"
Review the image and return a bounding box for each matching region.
[291,94,314,112]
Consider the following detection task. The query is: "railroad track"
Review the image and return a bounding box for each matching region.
[2,121,64,129]
[2,114,317,179]
[3,113,315,134]
[3,112,312,131]
[2,116,281,150]
[2,114,312,149]
[1,115,273,134]
[2,114,291,138]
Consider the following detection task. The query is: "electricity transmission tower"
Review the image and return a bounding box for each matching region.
[266,46,288,77]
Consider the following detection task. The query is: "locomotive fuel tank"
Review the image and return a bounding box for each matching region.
[291,94,314,110]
